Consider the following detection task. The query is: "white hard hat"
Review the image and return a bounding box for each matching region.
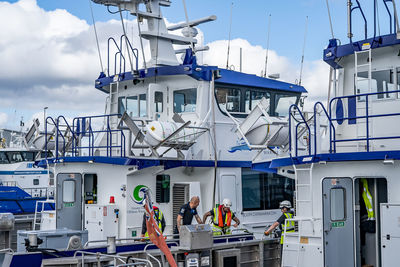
[279,200,292,209]
[222,198,232,208]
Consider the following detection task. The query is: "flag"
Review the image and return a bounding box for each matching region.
[143,189,177,267]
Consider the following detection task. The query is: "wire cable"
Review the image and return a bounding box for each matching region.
[88,0,104,72]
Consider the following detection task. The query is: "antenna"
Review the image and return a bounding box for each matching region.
[240,47,242,72]
[325,0,335,39]
[182,0,195,51]
[299,16,308,86]
[264,14,271,78]
[226,2,233,69]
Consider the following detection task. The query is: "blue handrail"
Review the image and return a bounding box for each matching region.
[313,102,336,155]
[349,0,368,42]
[289,104,311,157]
[329,90,400,152]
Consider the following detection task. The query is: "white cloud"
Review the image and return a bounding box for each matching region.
[202,38,330,110]
[0,113,7,126]
[0,0,329,125]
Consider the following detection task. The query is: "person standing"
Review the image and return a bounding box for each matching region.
[141,205,166,238]
[175,196,202,234]
[202,198,240,235]
[264,200,295,245]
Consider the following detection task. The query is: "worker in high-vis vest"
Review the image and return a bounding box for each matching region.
[141,206,166,238]
[202,198,240,236]
[264,200,295,244]
[361,178,375,220]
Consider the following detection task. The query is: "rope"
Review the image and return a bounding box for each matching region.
[88,0,104,72]
[119,6,134,73]
[325,0,335,39]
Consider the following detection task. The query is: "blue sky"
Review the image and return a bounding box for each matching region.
[0,0,397,131]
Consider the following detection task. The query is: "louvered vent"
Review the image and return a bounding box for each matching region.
[172,184,189,230]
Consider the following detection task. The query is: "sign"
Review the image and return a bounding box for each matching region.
[331,221,345,228]
[131,230,137,237]
[131,185,149,205]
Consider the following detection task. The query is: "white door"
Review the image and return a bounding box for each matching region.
[220,175,237,212]
[381,203,400,267]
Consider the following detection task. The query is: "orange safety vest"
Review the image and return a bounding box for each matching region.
[213,205,232,228]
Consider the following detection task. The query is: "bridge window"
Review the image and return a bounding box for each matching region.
[0,152,9,164]
[357,70,395,100]
[275,94,297,117]
[215,88,241,112]
[173,88,197,113]
[21,151,35,161]
[6,152,23,163]
[241,168,295,211]
[139,94,147,117]
[127,96,139,117]
[154,92,163,113]
[245,90,270,113]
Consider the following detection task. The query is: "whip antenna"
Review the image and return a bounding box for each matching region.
[226,2,233,69]
[264,14,271,77]
[325,0,335,39]
[299,16,308,86]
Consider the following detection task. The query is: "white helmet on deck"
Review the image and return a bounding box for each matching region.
[279,200,292,209]
[222,198,232,208]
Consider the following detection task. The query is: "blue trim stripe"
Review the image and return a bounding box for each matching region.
[256,150,400,170]
[0,171,48,175]
[37,156,253,170]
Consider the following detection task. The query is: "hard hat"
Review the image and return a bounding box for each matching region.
[279,200,292,209]
[222,198,232,208]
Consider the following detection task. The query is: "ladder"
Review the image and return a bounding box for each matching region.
[354,48,373,151]
[281,164,314,267]
[109,82,120,151]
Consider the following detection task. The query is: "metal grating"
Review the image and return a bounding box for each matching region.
[172,184,189,230]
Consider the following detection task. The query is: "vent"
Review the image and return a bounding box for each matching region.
[172,184,189,230]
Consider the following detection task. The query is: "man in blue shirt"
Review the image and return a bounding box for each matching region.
[174,196,202,233]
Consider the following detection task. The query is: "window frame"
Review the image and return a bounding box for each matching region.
[330,187,347,221]
[214,84,300,118]
[173,88,198,113]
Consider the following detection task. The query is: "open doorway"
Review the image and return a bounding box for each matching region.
[355,178,387,267]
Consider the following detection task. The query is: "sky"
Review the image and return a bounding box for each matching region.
[0,0,397,131]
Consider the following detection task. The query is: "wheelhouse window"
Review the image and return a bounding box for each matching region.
[154,92,163,113]
[6,152,23,163]
[275,94,298,117]
[139,94,147,117]
[215,88,241,112]
[173,88,197,113]
[21,151,35,161]
[0,152,9,164]
[127,96,139,117]
[357,70,395,100]
[245,90,270,113]
[241,168,295,211]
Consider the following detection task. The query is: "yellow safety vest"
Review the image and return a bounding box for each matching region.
[361,179,375,220]
[281,212,295,244]
[212,207,232,235]
[145,210,164,237]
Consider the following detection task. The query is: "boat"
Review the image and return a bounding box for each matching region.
[251,1,400,266]
[0,0,308,266]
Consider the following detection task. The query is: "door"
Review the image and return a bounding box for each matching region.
[220,175,237,212]
[380,204,400,267]
[56,173,82,230]
[322,177,354,267]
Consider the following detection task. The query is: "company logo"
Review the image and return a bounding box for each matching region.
[132,185,149,205]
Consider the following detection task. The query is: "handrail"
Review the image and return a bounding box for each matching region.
[313,102,336,155]
[329,90,400,152]
[349,0,368,42]
[57,115,78,156]
[289,104,311,157]
[120,34,139,72]
[108,37,126,77]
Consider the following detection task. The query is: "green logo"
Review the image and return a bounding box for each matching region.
[132,185,148,204]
